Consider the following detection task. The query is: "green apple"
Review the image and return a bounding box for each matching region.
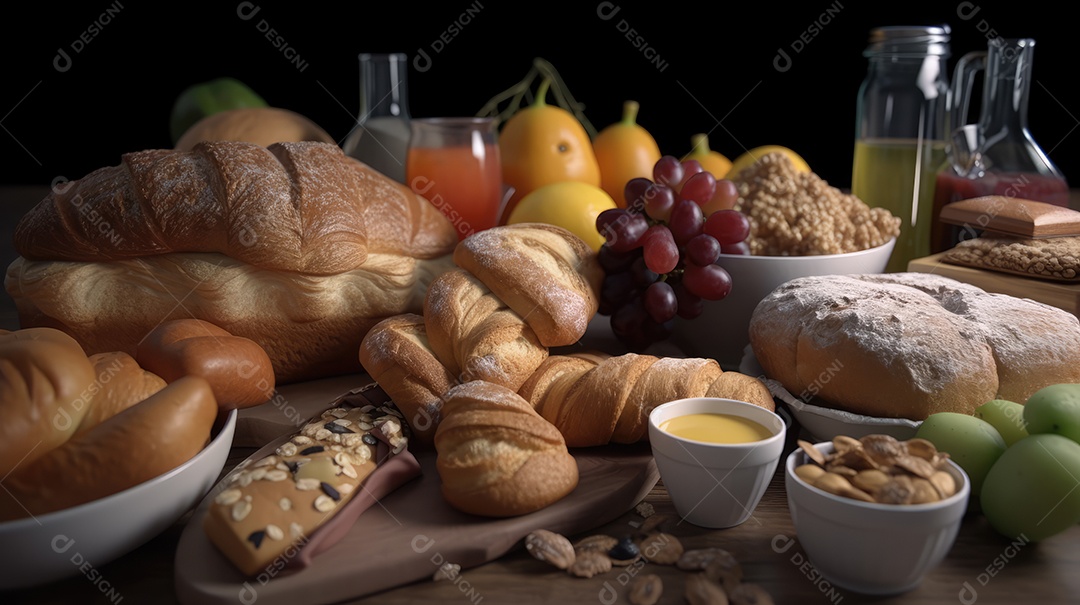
[1025,384,1080,444]
[981,433,1080,542]
[915,412,1007,495]
[975,399,1029,447]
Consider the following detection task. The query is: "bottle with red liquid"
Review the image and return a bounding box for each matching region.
[932,38,1069,252]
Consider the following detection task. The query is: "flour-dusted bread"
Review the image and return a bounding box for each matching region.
[749,272,1080,419]
[5,141,458,384]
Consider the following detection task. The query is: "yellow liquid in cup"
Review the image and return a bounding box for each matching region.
[659,413,773,444]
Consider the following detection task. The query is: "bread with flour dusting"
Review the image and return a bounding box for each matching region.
[749,272,1080,419]
[453,223,603,347]
[5,141,458,383]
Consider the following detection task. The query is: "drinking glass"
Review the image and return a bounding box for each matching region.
[406,117,503,241]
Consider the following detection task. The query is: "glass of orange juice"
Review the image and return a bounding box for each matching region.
[406,117,503,241]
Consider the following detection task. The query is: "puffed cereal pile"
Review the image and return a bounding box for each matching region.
[730,153,900,256]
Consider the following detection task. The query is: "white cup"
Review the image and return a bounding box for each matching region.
[648,397,786,528]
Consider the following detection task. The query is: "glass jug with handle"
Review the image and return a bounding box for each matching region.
[932,38,1069,251]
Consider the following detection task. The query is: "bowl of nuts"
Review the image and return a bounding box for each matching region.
[784,434,970,595]
[670,152,899,369]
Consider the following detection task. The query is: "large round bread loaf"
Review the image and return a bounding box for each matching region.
[749,272,1080,419]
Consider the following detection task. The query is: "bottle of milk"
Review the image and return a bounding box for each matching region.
[343,53,412,183]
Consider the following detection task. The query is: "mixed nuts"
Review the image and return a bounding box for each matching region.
[523,513,773,604]
[795,434,959,504]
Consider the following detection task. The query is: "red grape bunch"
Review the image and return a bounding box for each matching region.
[595,155,751,351]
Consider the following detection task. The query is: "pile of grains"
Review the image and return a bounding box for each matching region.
[730,152,901,256]
[943,235,1080,281]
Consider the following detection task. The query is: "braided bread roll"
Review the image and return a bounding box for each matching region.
[359,314,457,447]
[434,380,578,517]
[453,223,603,347]
[519,352,775,448]
[423,268,547,391]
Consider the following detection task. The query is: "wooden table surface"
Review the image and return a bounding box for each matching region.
[5,435,1078,604]
[2,185,1079,603]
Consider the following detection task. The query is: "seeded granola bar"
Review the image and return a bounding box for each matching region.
[942,235,1080,281]
[203,396,409,576]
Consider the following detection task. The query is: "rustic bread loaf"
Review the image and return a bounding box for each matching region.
[749,272,1080,419]
[5,141,458,384]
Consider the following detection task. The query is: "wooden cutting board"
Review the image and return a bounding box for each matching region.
[174,374,660,605]
[907,252,1080,317]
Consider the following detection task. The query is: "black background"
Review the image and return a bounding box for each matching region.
[2,0,1076,192]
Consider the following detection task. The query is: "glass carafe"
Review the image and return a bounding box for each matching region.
[851,25,951,273]
[342,53,412,183]
[932,38,1069,252]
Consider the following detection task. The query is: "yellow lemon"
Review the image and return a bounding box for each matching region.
[725,145,810,180]
[507,181,617,251]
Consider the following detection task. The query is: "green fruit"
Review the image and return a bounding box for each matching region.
[981,433,1080,541]
[974,399,1029,447]
[169,77,267,144]
[916,412,1007,496]
[1025,384,1080,444]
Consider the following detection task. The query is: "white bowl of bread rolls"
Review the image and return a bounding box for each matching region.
[0,321,282,590]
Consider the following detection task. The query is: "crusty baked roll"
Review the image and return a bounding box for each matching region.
[6,252,455,384]
[0,375,217,521]
[0,329,96,477]
[520,353,775,447]
[73,351,168,438]
[453,223,603,347]
[136,318,275,410]
[749,272,1080,419]
[358,314,457,447]
[423,268,548,391]
[13,141,455,271]
[434,380,579,517]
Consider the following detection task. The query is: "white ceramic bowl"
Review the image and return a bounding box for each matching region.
[738,348,922,442]
[670,238,895,369]
[0,409,237,590]
[648,397,787,528]
[785,441,970,595]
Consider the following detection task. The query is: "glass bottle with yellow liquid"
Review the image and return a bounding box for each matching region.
[852,26,951,273]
